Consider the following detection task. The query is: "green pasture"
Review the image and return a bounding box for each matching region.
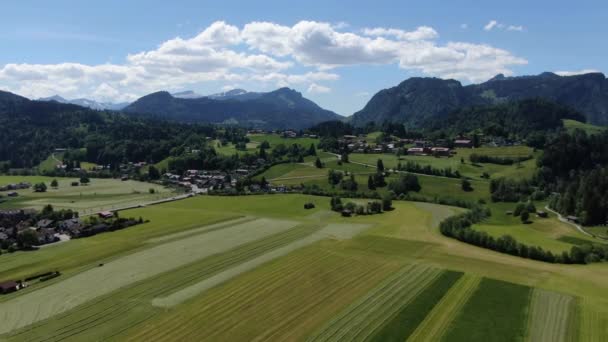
[0,176,172,213]
[0,195,607,340]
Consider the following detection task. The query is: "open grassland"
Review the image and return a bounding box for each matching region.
[36,153,63,173]
[213,140,260,155]
[248,133,319,149]
[0,176,172,213]
[407,274,481,342]
[526,289,578,342]
[473,202,605,253]
[1,195,608,340]
[443,278,532,342]
[370,271,463,342]
[563,119,607,135]
[350,145,538,180]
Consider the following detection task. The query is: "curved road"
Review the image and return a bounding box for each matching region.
[544,206,594,238]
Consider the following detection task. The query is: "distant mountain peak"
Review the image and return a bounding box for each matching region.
[488,74,506,81]
[39,95,68,103]
[37,94,129,110]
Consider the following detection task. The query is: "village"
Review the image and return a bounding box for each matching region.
[0,204,144,256]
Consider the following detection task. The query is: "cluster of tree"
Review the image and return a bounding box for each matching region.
[396,161,461,178]
[469,153,533,165]
[39,204,78,221]
[513,201,537,223]
[423,98,586,142]
[329,195,391,215]
[0,97,226,169]
[387,173,421,196]
[461,179,474,192]
[537,130,608,225]
[367,172,386,190]
[489,177,535,202]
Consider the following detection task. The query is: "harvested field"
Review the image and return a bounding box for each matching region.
[3,222,327,341]
[443,278,532,342]
[308,264,442,342]
[152,223,371,307]
[126,245,400,341]
[3,222,324,341]
[0,218,298,334]
[579,297,608,342]
[145,216,253,243]
[370,271,463,341]
[407,274,482,342]
[526,289,578,342]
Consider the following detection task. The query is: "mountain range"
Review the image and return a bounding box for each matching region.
[38,95,129,111]
[124,87,341,129]
[351,72,608,126]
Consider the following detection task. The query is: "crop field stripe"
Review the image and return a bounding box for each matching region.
[3,223,322,341]
[369,271,463,342]
[202,258,366,341]
[130,248,347,341]
[251,264,392,342]
[579,297,608,342]
[307,264,442,342]
[525,288,577,342]
[442,278,532,342]
[406,274,482,342]
[144,216,254,243]
[0,217,300,335]
[323,265,442,342]
[152,222,371,307]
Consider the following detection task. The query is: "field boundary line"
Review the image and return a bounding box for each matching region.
[406,274,481,342]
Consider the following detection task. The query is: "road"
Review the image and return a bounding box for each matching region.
[544,206,594,238]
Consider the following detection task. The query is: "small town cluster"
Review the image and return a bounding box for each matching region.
[337,135,475,156]
[0,206,143,254]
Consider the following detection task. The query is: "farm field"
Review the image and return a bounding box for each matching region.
[350,145,538,180]
[0,176,172,213]
[0,195,607,341]
[563,119,606,135]
[247,133,319,149]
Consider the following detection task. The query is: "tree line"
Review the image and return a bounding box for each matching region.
[439,205,608,264]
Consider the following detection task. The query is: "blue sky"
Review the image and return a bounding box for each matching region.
[0,0,605,115]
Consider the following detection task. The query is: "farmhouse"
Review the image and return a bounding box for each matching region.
[537,211,548,218]
[99,211,114,219]
[7,191,18,197]
[454,139,473,148]
[0,280,21,294]
[566,215,580,223]
[407,147,427,156]
[431,147,451,157]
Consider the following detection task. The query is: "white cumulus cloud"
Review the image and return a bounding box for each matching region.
[308,83,331,93]
[0,19,528,101]
[554,69,601,76]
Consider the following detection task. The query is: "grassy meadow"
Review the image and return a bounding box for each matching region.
[0,194,606,340]
[0,176,173,213]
